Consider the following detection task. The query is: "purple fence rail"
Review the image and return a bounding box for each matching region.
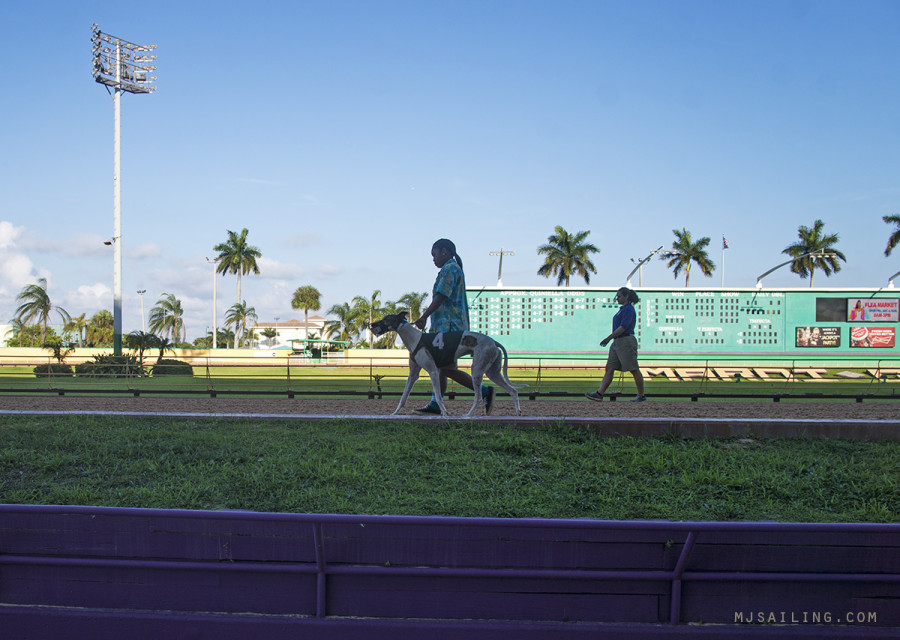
[0,504,898,639]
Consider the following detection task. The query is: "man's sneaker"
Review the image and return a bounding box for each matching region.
[585,391,603,402]
[631,395,647,402]
[414,401,442,415]
[483,386,496,415]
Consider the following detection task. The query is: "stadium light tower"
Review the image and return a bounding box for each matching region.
[91,23,157,355]
[489,248,515,286]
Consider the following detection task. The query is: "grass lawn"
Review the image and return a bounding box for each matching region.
[1,414,896,522]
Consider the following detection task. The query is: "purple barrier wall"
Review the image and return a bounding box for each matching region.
[0,505,897,639]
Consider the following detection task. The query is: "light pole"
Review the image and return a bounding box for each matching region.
[91,24,157,355]
[755,250,836,289]
[626,246,676,287]
[887,270,900,289]
[206,257,218,349]
[489,248,515,286]
[137,289,146,332]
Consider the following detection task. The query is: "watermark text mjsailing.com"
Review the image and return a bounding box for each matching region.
[735,610,877,624]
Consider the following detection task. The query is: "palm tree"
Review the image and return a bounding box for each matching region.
[663,229,716,287]
[64,313,88,347]
[261,327,277,346]
[396,291,429,321]
[125,330,158,370]
[291,285,322,337]
[324,302,358,344]
[148,293,185,344]
[351,290,384,348]
[224,301,258,348]
[14,278,70,346]
[213,228,262,307]
[86,310,114,347]
[782,219,846,287]
[537,226,599,286]
[884,214,900,257]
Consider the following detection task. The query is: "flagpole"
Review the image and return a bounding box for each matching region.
[721,236,726,287]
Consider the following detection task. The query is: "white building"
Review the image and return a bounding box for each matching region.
[253,316,327,349]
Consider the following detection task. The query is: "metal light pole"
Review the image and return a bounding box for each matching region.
[489,248,515,286]
[755,250,836,289]
[137,289,146,332]
[91,24,157,354]
[626,246,676,287]
[206,257,218,349]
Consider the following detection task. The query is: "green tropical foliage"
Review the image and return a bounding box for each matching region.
[148,294,185,344]
[351,290,385,348]
[291,285,322,334]
[884,214,900,257]
[125,330,159,370]
[261,327,278,346]
[224,301,258,348]
[13,278,70,346]
[213,228,262,307]
[663,228,716,287]
[396,291,429,321]
[324,302,358,344]
[537,226,599,286]
[86,310,114,348]
[782,219,846,287]
[64,313,88,347]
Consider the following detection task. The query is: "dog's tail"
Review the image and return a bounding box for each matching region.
[496,340,529,389]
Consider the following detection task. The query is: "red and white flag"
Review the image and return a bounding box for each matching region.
[722,236,730,250]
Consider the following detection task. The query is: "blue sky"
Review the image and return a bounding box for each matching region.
[2,0,899,339]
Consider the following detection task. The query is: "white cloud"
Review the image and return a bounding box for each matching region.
[129,242,163,259]
[314,263,344,279]
[0,221,25,249]
[283,232,321,247]
[64,283,112,311]
[257,256,305,280]
[0,221,41,290]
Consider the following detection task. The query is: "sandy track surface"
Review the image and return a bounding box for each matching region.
[1,394,898,421]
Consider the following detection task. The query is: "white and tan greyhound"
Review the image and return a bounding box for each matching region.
[368,312,522,417]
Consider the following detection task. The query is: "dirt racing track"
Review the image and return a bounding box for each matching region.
[1,395,898,439]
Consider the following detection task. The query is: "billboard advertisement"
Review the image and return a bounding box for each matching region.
[795,326,840,348]
[847,298,899,322]
[850,326,896,348]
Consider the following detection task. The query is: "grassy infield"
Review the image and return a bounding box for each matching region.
[0,366,898,522]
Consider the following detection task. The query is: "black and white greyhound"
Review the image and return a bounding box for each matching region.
[368,312,522,417]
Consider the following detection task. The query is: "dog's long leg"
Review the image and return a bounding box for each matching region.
[484,343,523,416]
[426,367,449,416]
[393,358,421,415]
[464,360,487,417]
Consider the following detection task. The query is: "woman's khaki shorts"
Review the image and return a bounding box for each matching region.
[606,335,639,371]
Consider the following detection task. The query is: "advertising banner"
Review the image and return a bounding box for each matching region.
[847,298,899,322]
[795,326,840,348]
[850,326,896,348]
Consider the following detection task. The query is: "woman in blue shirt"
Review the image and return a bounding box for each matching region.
[413,238,494,414]
[585,287,646,402]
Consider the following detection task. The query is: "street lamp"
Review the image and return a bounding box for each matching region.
[755,250,836,289]
[137,289,146,332]
[206,257,218,349]
[888,270,900,289]
[489,248,515,286]
[625,246,676,287]
[91,24,157,355]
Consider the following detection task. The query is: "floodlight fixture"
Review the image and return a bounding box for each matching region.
[489,248,515,286]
